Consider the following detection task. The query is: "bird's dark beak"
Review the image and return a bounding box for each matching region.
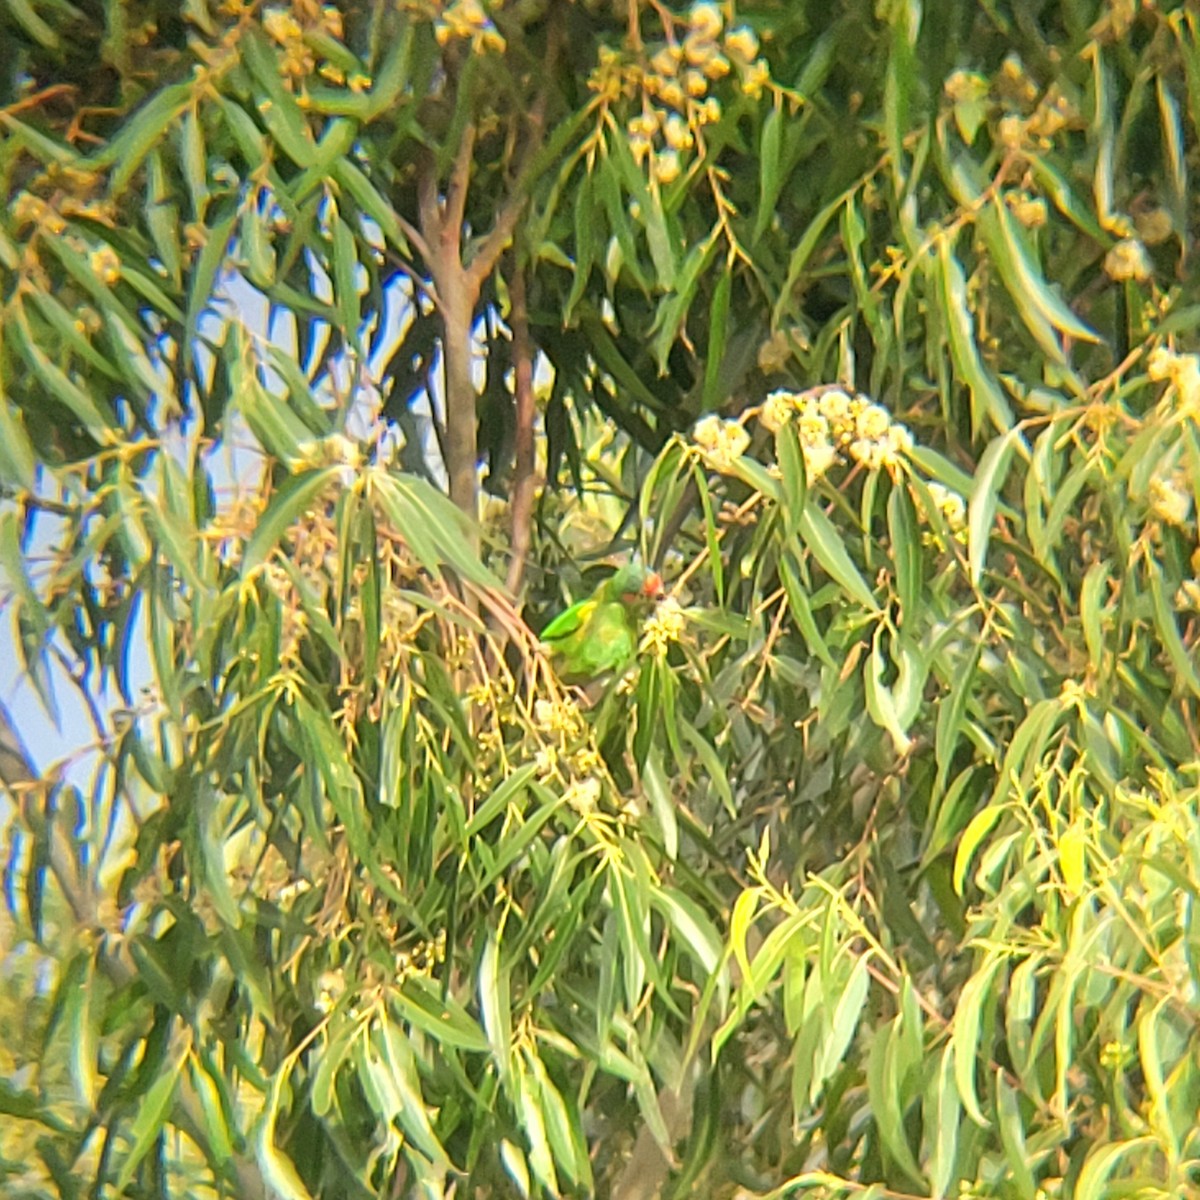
[643,572,665,601]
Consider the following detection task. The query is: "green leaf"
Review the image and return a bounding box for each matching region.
[100,82,192,195]
[888,482,921,626]
[479,932,513,1080]
[515,1057,559,1195]
[0,390,38,491]
[333,159,410,253]
[926,1044,962,1200]
[776,421,808,543]
[864,625,914,756]
[1146,558,1200,699]
[651,229,719,374]
[799,505,879,611]
[935,640,982,790]
[952,954,1002,1126]
[185,204,239,353]
[188,1056,235,1163]
[753,101,784,245]
[702,268,732,411]
[240,28,317,167]
[995,1071,1037,1200]
[968,428,1021,587]
[678,722,735,817]
[953,804,1004,896]
[642,746,677,861]
[243,468,341,573]
[330,204,362,350]
[257,1072,315,1200]
[11,308,114,439]
[937,235,1012,435]
[392,976,489,1054]
[813,954,871,1100]
[565,171,596,322]
[378,1019,451,1169]
[982,197,1100,355]
[115,1041,184,1191]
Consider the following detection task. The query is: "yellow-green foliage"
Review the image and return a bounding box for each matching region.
[2,1,1200,1198]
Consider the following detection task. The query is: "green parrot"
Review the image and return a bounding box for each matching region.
[540,564,665,682]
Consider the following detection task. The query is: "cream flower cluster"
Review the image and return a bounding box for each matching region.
[591,3,770,186]
[1146,345,1200,412]
[692,413,751,472]
[758,388,914,478]
[639,596,686,657]
[263,5,351,81]
[433,0,505,53]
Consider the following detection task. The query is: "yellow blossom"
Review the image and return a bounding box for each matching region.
[315,968,345,1014]
[803,440,838,478]
[855,402,892,442]
[693,414,750,472]
[640,596,686,656]
[1104,238,1151,283]
[997,114,1025,151]
[885,422,913,460]
[89,244,121,284]
[662,113,694,150]
[1149,475,1191,527]
[321,5,343,38]
[263,8,303,44]
[927,482,966,531]
[759,389,797,433]
[849,438,887,470]
[1175,356,1200,410]
[572,747,602,775]
[796,407,831,448]
[1176,580,1200,611]
[651,45,681,77]
[653,149,681,184]
[697,96,722,124]
[630,134,653,165]
[563,776,602,813]
[944,69,988,104]
[701,51,731,80]
[1010,194,1046,228]
[533,697,584,739]
[683,68,708,97]
[1146,346,1177,381]
[1134,206,1173,246]
[688,1,723,39]
[741,57,770,99]
[817,388,854,429]
[628,111,660,138]
[723,26,759,63]
[658,79,685,109]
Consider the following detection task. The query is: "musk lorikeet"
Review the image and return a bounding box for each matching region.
[540,564,665,682]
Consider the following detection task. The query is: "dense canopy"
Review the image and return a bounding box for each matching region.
[2,1,1200,1198]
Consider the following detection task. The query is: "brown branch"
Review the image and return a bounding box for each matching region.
[443,121,477,253]
[416,149,444,273]
[506,257,537,595]
[393,210,433,268]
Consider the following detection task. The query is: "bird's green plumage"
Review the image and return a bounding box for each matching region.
[541,565,663,681]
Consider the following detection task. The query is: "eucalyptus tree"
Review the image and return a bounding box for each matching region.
[3,1,1200,1198]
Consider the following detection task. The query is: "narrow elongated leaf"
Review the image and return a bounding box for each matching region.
[968,429,1020,586]
[937,235,1012,434]
[799,505,879,610]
